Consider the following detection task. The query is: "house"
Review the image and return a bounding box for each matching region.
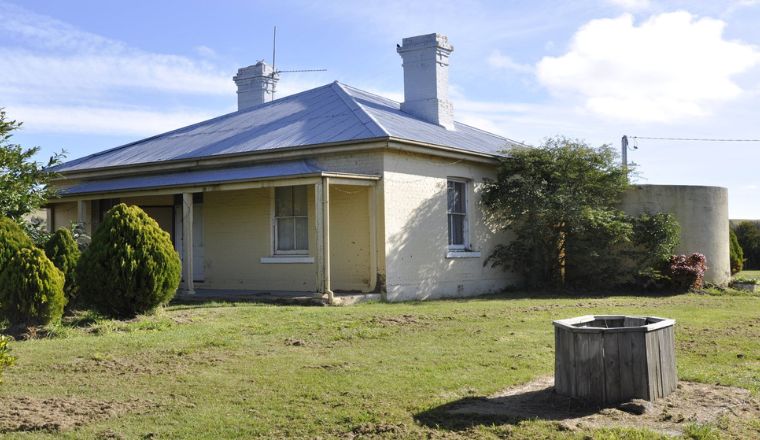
[47,33,523,302]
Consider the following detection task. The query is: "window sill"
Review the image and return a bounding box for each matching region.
[446,251,481,259]
[260,256,315,264]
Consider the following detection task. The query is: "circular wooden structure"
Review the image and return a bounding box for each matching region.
[553,315,677,405]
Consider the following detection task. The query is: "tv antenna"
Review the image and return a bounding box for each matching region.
[269,26,327,99]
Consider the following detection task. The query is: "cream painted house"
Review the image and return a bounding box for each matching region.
[47,33,522,303]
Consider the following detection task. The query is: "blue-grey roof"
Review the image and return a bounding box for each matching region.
[60,160,323,196]
[55,82,517,173]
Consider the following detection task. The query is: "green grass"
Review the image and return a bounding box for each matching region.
[736,270,760,280]
[1,293,759,439]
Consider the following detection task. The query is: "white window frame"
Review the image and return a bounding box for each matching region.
[272,185,309,256]
[447,178,469,251]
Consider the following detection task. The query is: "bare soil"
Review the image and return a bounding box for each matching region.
[441,376,760,436]
[0,396,156,433]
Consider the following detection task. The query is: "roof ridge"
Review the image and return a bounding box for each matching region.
[330,82,388,137]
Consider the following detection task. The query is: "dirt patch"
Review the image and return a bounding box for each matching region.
[419,376,760,436]
[0,396,156,433]
[368,314,425,327]
[345,422,408,439]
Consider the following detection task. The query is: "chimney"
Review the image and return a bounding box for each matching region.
[396,33,455,130]
[233,61,279,110]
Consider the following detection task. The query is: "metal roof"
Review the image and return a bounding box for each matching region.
[60,160,323,196]
[55,82,518,173]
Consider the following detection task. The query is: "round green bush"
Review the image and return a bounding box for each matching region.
[77,203,181,317]
[0,217,34,272]
[0,247,65,325]
[44,228,81,302]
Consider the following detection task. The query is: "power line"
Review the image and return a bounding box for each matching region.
[631,136,760,142]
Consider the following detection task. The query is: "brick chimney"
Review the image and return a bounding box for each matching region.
[233,61,278,110]
[396,33,455,130]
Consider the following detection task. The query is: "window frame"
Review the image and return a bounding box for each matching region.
[446,178,469,251]
[272,185,309,255]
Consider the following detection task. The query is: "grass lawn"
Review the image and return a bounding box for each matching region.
[1,292,759,439]
[736,270,760,279]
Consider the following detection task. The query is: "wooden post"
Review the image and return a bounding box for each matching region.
[76,200,88,233]
[182,193,194,294]
[322,177,333,304]
[314,180,324,297]
[367,184,378,292]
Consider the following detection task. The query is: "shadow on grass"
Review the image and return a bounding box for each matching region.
[414,383,602,431]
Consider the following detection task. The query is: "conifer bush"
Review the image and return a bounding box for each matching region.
[0,335,14,383]
[0,216,34,272]
[77,204,181,317]
[729,228,744,275]
[44,228,81,302]
[0,247,65,325]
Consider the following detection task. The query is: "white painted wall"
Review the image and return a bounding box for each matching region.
[381,150,518,301]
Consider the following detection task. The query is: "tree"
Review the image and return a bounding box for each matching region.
[729,228,744,274]
[482,136,631,288]
[0,109,64,221]
[734,221,760,269]
[77,204,181,317]
[0,247,65,326]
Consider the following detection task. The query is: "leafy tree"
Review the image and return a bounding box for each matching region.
[734,221,760,269]
[44,228,81,302]
[729,228,744,275]
[482,137,630,288]
[0,109,64,221]
[77,204,181,318]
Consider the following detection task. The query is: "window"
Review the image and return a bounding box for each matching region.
[275,186,308,253]
[447,179,467,249]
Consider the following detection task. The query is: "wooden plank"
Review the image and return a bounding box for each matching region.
[646,331,662,399]
[630,332,649,400]
[587,333,605,403]
[618,332,635,401]
[554,328,563,394]
[563,327,576,397]
[574,332,591,400]
[603,332,622,404]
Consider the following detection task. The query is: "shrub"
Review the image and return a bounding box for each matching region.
[735,221,760,269]
[0,216,34,272]
[0,247,65,325]
[729,228,744,275]
[77,204,181,318]
[44,228,81,302]
[666,253,707,291]
[0,335,14,383]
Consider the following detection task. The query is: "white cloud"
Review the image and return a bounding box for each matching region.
[606,0,651,11]
[8,105,219,136]
[536,12,760,122]
[487,50,533,74]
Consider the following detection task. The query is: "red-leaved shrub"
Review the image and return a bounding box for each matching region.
[667,253,707,291]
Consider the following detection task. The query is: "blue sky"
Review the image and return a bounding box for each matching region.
[1,0,759,217]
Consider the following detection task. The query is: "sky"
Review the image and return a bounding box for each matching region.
[1,0,759,218]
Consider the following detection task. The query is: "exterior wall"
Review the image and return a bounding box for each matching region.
[317,151,386,282]
[203,187,317,291]
[382,150,517,301]
[121,195,175,236]
[200,184,373,292]
[329,185,372,291]
[621,185,730,285]
[51,202,77,231]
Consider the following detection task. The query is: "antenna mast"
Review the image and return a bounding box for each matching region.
[268,26,326,100]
